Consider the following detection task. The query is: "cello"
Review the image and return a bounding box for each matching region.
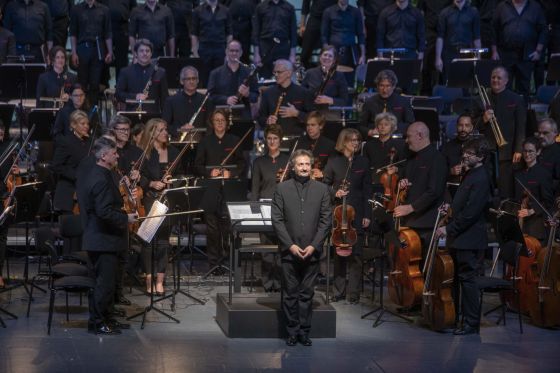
[527,211,560,327]
[422,204,455,331]
[331,156,357,257]
[387,185,424,308]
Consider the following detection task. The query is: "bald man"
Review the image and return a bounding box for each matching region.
[395,122,448,266]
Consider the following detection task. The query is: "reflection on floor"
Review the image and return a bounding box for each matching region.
[1,256,559,373]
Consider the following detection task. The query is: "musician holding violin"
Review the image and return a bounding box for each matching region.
[194,109,245,273]
[323,128,372,304]
[137,118,182,295]
[514,137,554,245]
[441,113,475,185]
[436,137,492,335]
[295,111,336,180]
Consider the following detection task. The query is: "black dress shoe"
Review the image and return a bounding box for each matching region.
[453,324,479,335]
[115,295,131,306]
[88,322,122,335]
[108,319,131,330]
[286,335,298,346]
[298,335,312,346]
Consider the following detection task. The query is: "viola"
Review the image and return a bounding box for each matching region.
[527,213,560,327]
[331,180,357,257]
[387,185,424,308]
[422,205,455,331]
[379,148,398,211]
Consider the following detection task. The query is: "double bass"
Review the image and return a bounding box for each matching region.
[527,211,560,327]
[422,204,455,331]
[387,185,424,308]
[331,156,357,257]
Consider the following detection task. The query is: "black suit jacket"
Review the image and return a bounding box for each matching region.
[77,164,128,252]
[272,178,332,261]
[446,165,492,250]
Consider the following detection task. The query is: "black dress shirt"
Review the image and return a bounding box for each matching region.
[295,134,336,170]
[36,69,77,108]
[492,0,547,53]
[115,63,169,112]
[376,3,426,52]
[401,144,448,229]
[0,27,16,63]
[539,143,560,182]
[160,0,196,36]
[437,3,481,49]
[358,0,393,20]
[301,66,349,108]
[207,63,259,108]
[162,91,215,137]
[321,4,365,47]
[251,0,297,47]
[194,132,245,177]
[441,137,467,184]
[251,153,290,200]
[360,92,415,136]
[117,142,143,174]
[69,1,112,43]
[191,3,232,46]
[417,0,453,36]
[42,0,71,19]
[4,0,53,45]
[363,136,407,183]
[258,83,314,136]
[129,3,175,50]
[139,146,183,194]
[52,102,82,138]
[223,0,258,38]
[98,0,137,34]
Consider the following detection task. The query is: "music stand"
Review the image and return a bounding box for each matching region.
[0,63,46,100]
[157,57,208,88]
[116,111,159,127]
[360,197,414,327]
[28,109,58,140]
[160,186,206,308]
[364,59,422,92]
[412,106,440,143]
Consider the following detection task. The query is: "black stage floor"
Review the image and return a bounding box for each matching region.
[1,259,559,373]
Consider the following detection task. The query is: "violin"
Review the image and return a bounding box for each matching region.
[379,148,398,211]
[527,212,560,327]
[387,185,424,308]
[117,169,145,232]
[331,179,357,257]
[422,204,455,331]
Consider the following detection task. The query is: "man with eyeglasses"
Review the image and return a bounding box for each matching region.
[536,118,560,193]
[258,59,313,136]
[116,39,169,113]
[162,65,215,139]
[207,40,259,120]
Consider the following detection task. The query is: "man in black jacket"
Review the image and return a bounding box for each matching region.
[437,137,492,335]
[76,137,137,335]
[271,149,332,346]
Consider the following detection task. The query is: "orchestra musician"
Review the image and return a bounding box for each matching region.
[514,137,554,245]
[162,66,214,139]
[194,109,245,274]
[116,39,169,113]
[362,112,407,184]
[36,46,77,109]
[258,59,314,136]
[441,113,475,186]
[137,118,181,295]
[360,69,415,137]
[394,122,447,261]
[323,128,372,304]
[436,136,492,335]
[207,39,259,121]
[301,45,349,116]
[76,137,137,335]
[131,122,144,147]
[52,110,92,214]
[271,149,332,346]
[251,124,289,292]
[536,118,560,188]
[295,111,336,180]
[52,83,88,139]
[475,66,526,199]
[0,121,16,289]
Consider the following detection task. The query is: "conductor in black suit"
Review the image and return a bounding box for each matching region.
[77,137,137,335]
[271,149,332,346]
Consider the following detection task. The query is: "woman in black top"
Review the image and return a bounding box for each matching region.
[53,83,88,139]
[323,128,372,303]
[36,46,77,108]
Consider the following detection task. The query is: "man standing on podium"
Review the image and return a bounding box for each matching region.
[271,149,332,346]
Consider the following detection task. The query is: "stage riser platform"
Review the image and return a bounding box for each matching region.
[215,293,336,338]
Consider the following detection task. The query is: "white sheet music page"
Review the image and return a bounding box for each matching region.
[137,200,169,243]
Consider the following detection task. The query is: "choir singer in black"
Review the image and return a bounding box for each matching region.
[271,149,332,346]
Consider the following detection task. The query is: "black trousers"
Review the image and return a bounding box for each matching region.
[175,32,191,58]
[204,212,230,267]
[499,48,534,98]
[257,39,291,79]
[52,17,69,48]
[333,252,362,300]
[260,233,281,291]
[141,242,168,274]
[281,258,319,337]
[76,43,104,105]
[199,46,226,82]
[233,27,252,65]
[114,246,128,298]
[300,17,322,69]
[87,251,118,324]
[364,17,378,60]
[450,248,484,327]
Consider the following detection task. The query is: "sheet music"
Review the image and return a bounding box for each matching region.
[136,200,168,243]
[260,204,272,226]
[228,204,264,225]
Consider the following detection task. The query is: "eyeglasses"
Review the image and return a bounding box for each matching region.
[348,138,360,143]
[114,127,130,132]
[522,149,536,154]
[266,137,280,142]
[183,77,198,81]
[272,70,288,75]
[72,93,85,97]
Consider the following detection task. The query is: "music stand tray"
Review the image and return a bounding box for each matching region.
[0,64,46,100]
[28,109,58,141]
[157,57,208,89]
[116,111,159,126]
